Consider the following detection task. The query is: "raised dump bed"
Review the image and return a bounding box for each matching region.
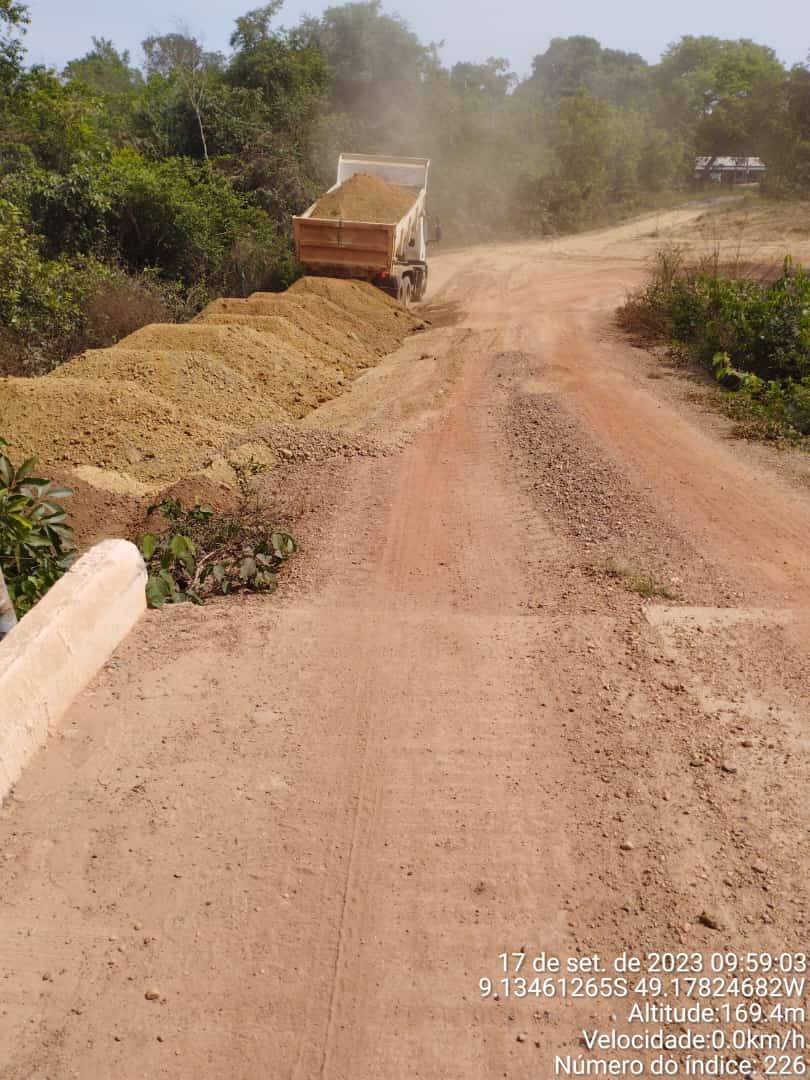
[293,153,430,305]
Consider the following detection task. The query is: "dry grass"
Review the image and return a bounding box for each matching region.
[84,278,175,349]
[604,558,679,601]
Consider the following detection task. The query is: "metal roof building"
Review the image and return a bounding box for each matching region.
[694,156,767,183]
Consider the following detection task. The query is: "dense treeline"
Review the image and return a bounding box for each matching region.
[1,0,809,372]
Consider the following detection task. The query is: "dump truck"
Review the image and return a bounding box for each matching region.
[293,153,430,305]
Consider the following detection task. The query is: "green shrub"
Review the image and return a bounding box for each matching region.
[0,202,190,373]
[727,376,810,439]
[0,197,87,341]
[98,149,298,294]
[0,437,75,617]
[623,251,810,380]
[619,251,810,438]
[0,144,298,374]
[139,462,296,607]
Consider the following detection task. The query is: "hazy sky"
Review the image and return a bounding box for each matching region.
[22,0,810,75]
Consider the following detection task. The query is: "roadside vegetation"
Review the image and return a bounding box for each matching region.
[139,462,296,607]
[0,436,75,624]
[2,2,810,373]
[619,250,810,442]
[0,437,296,623]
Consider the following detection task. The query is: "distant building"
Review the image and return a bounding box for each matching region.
[694,156,767,184]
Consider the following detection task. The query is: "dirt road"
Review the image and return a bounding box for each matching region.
[2,207,810,1078]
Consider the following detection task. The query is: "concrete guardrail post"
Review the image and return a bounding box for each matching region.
[0,539,147,801]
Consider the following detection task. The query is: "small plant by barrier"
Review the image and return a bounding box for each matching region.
[0,436,75,624]
[139,461,296,607]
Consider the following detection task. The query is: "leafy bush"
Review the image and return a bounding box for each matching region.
[618,251,810,437]
[722,369,810,441]
[139,463,296,607]
[669,263,810,382]
[621,251,810,379]
[0,137,298,373]
[0,202,190,373]
[0,197,87,341]
[0,436,75,616]
[97,149,298,294]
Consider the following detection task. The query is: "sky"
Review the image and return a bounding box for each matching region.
[21,0,810,76]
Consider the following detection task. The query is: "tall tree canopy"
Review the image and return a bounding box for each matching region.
[656,36,786,152]
[0,0,28,87]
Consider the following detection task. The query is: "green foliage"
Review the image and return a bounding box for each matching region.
[294,0,435,136]
[656,37,785,154]
[142,33,225,161]
[525,36,650,107]
[92,149,297,292]
[654,254,810,381]
[4,159,115,257]
[0,145,296,372]
[0,196,194,373]
[1,68,114,172]
[0,0,28,88]
[138,464,296,608]
[63,37,144,97]
[4,235,190,381]
[3,2,810,373]
[231,3,284,51]
[0,197,87,338]
[0,436,75,617]
[619,252,810,438]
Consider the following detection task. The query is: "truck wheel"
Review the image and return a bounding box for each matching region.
[398,277,412,308]
[413,270,428,302]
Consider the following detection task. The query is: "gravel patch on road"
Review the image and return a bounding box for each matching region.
[499,351,740,606]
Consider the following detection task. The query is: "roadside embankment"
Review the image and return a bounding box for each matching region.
[0,279,421,537]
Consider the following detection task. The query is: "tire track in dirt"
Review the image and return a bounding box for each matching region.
[292,330,579,1078]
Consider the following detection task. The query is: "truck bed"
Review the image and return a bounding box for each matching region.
[293,155,429,279]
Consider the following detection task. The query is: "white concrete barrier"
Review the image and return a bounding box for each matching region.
[0,539,147,801]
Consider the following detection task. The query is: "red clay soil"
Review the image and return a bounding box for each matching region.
[3,206,810,1078]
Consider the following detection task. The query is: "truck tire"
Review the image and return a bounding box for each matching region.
[398,277,412,308]
[413,269,428,302]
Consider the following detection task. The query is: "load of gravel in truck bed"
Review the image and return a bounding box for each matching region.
[309,173,417,223]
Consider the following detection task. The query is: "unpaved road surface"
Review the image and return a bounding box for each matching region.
[3,206,810,1078]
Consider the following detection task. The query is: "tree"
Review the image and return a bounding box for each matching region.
[759,56,810,192]
[226,20,329,132]
[786,59,810,187]
[450,58,515,98]
[0,0,28,89]
[656,36,785,153]
[1,67,113,174]
[293,0,439,144]
[62,38,144,139]
[63,37,143,96]
[551,90,614,189]
[142,33,222,161]
[526,36,650,107]
[230,2,284,51]
[225,4,331,207]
